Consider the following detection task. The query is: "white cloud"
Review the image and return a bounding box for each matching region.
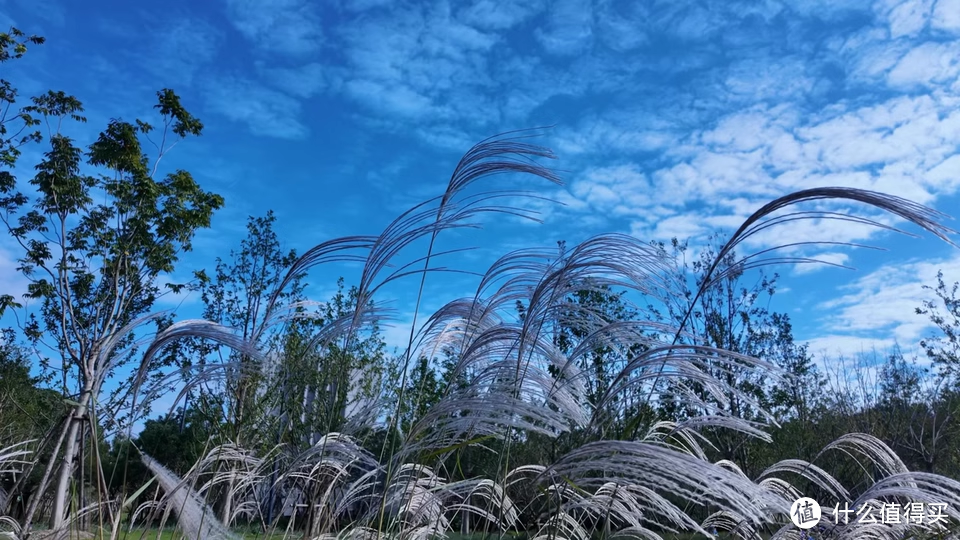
[594,3,650,52]
[260,62,327,98]
[810,254,960,358]
[535,0,594,56]
[559,77,960,256]
[701,106,796,152]
[552,112,679,156]
[346,80,434,119]
[457,0,545,30]
[882,0,934,38]
[638,214,707,242]
[146,18,222,84]
[926,154,960,189]
[887,41,960,88]
[722,56,819,103]
[225,0,323,56]
[800,95,954,169]
[806,334,898,361]
[571,164,652,216]
[931,0,960,32]
[844,30,914,82]
[335,3,500,127]
[203,76,308,139]
[652,149,772,205]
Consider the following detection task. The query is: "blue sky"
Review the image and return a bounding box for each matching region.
[2,0,960,375]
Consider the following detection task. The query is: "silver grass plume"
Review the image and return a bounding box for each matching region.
[565,440,789,516]
[140,453,238,540]
[0,441,31,473]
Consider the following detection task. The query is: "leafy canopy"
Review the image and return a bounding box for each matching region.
[0,24,223,400]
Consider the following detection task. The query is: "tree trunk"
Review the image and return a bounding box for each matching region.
[50,386,92,531]
[21,413,71,536]
[220,470,236,526]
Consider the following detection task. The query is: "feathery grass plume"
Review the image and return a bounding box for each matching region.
[595,344,785,433]
[640,421,713,460]
[127,133,562,537]
[702,511,765,540]
[274,433,379,523]
[0,516,21,539]
[192,444,268,526]
[758,459,851,502]
[747,435,960,539]
[816,432,910,481]
[649,188,959,417]
[757,477,803,504]
[389,183,956,537]
[542,441,791,532]
[0,441,31,473]
[443,477,519,530]
[140,453,238,540]
[532,511,591,540]
[128,318,264,419]
[397,234,683,459]
[681,187,957,334]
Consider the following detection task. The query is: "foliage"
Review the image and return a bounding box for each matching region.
[0,329,60,443]
[918,270,960,384]
[186,210,303,448]
[0,328,62,521]
[0,25,223,531]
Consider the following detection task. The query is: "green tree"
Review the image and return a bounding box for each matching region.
[0,28,43,179]
[508,240,652,469]
[0,27,223,531]
[764,313,822,425]
[189,210,301,441]
[907,272,960,475]
[135,406,216,475]
[280,278,390,444]
[0,328,59,442]
[0,328,63,520]
[759,313,826,463]
[395,355,443,435]
[655,237,823,476]
[186,212,392,523]
[918,270,960,384]
[187,211,303,523]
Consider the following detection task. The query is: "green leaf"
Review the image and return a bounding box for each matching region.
[421,434,496,462]
[0,294,21,316]
[122,476,156,509]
